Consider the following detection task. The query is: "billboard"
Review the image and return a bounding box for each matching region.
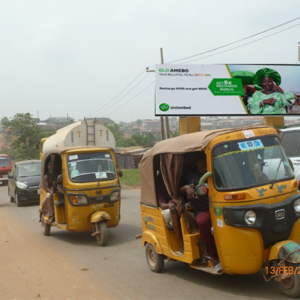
[155,64,300,116]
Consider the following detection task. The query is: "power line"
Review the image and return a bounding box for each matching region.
[181,22,300,64]
[147,16,300,68]
[89,68,146,117]
[95,73,151,116]
[104,81,154,118]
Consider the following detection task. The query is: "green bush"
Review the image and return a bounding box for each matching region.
[120,169,140,187]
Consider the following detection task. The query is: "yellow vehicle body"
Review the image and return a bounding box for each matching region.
[139,125,300,297]
[39,147,121,246]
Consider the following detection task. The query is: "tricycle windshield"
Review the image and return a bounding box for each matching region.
[213,136,294,190]
[67,152,116,183]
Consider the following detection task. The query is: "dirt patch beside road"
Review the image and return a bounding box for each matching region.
[0,208,118,300]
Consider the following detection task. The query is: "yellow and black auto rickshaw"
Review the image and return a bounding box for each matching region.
[39,146,122,246]
[139,125,300,297]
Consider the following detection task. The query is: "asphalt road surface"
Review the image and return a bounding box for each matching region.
[0,184,290,300]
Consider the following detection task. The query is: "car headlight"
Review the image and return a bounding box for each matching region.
[244,210,256,225]
[111,190,120,201]
[70,195,88,204]
[16,182,28,189]
[294,199,300,213]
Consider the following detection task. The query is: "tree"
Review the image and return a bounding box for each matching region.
[107,124,125,146]
[136,119,142,128]
[169,130,179,138]
[3,113,46,160]
[1,116,9,124]
[117,138,137,147]
[131,134,146,146]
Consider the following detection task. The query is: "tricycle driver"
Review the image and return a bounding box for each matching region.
[180,153,222,273]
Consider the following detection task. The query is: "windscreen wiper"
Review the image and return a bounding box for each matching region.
[270,151,284,189]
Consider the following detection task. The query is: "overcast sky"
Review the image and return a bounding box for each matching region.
[1,0,300,123]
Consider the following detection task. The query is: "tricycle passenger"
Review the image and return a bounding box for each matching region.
[155,171,184,253]
[39,161,54,222]
[180,154,222,273]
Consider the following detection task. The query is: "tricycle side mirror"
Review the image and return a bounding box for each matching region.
[118,170,123,178]
[196,172,212,196]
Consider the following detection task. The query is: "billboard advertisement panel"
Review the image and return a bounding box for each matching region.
[155,64,300,116]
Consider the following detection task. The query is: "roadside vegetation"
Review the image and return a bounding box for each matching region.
[120,169,140,187]
[1,113,53,161]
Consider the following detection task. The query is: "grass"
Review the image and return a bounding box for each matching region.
[120,169,140,187]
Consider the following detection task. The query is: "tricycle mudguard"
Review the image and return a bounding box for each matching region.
[142,231,163,255]
[269,241,300,264]
[91,211,111,223]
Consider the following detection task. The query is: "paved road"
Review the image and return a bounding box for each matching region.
[0,184,289,300]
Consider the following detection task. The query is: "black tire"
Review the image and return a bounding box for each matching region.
[15,193,21,207]
[93,221,108,246]
[274,261,300,298]
[41,215,51,236]
[145,243,164,273]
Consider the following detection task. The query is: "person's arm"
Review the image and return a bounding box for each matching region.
[259,97,277,107]
[160,202,175,210]
[273,85,284,94]
[44,174,52,194]
[248,92,264,114]
[180,185,197,200]
[282,91,295,107]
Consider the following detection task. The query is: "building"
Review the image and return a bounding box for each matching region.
[44,117,75,123]
[95,118,115,127]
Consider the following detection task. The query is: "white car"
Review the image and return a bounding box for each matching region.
[280,125,300,188]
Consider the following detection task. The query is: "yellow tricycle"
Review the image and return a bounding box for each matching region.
[39,146,122,246]
[139,125,300,298]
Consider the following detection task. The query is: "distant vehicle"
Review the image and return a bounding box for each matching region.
[38,118,121,246]
[280,126,300,188]
[0,154,12,185]
[41,118,116,155]
[8,160,41,207]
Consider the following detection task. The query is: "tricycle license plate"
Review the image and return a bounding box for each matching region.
[275,209,285,220]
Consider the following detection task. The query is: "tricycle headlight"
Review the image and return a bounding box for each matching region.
[16,182,28,189]
[70,195,88,204]
[244,210,256,225]
[111,191,120,201]
[294,199,300,213]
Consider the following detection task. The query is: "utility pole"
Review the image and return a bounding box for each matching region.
[159,48,166,141]
[160,48,170,139]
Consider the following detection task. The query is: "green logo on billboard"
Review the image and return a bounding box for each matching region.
[214,205,222,217]
[208,78,244,96]
[159,103,169,111]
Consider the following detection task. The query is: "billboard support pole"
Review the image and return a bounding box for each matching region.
[160,48,170,139]
[263,116,284,129]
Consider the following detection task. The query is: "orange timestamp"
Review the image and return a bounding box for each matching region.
[265,266,300,275]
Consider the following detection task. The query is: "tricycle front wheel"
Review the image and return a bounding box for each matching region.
[145,243,164,273]
[93,221,108,246]
[276,262,300,298]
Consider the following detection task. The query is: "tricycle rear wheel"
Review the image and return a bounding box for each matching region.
[145,243,164,273]
[41,215,51,236]
[275,262,300,298]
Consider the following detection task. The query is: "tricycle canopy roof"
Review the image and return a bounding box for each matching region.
[139,125,277,207]
[40,146,114,188]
